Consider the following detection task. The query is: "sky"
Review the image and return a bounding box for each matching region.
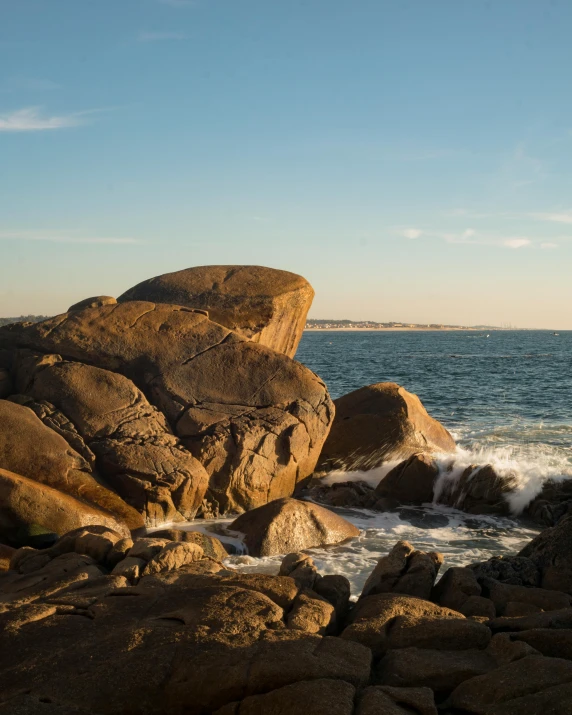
[1,0,572,328]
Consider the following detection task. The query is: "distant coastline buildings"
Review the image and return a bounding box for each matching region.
[304,319,501,330]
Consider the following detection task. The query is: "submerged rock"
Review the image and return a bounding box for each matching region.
[117,264,314,358]
[316,382,455,473]
[229,497,360,556]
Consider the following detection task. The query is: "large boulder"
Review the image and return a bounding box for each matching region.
[435,464,516,516]
[229,498,360,556]
[16,356,209,525]
[117,265,314,358]
[519,514,572,594]
[0,468,133,541]
[374,454,439,505]
[316,383,455,473]
[0,400,143,532]
[0,303,334,516]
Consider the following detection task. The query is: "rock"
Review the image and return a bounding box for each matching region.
[0,303,334,516]
[461,595,497,619]
[486,631,539,665]
[150,528,228,561]
[316,382,455,472]
[357,686,437,715]
[0,367,12,398]
[0,543,15,572]
[128,537,171,562]
[0,400,143,532]
[106,537,134,568]
[304,479,375,509]
[432,566,482,611]
[360,541,443,601]
[117,265,314,358]
[0,467,134,543]
[386,617,491,652]
[286,589,336,634]
[314,575,351,622]
[279,552,320,589]
[526,478,572,526]
[470,555,540,587]
[488,607,572,633]
[229,498,359,557]
[447,654,572,713]
[377,647,495,693]
[341,592,464,657]
[519,514,572,594]
[375,454,439,505]
[213,678,356,715]
[484,580,571,615]
[0,566,372,714]
[143,541,205,575]
[435,464,517,515]
[68,296,117,312]
[111,556,146,582]
[19,358,209,524]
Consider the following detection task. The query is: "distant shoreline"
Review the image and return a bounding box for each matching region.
[304,327,489,332]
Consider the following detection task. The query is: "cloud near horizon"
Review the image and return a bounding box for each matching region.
[0,230,142,245]
[0,107,82,132]
[400,227,535,249]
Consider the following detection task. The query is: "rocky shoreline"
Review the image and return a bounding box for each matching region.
[1,264,572,713]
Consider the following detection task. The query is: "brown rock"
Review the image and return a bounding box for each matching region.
[470,555,540,587]
[361,541,443,601]
[68,296,117,312]
[0,400,143,531]
[230,498,359,557]
[213,678,356,715]
[279,552,320,589]
[0,543,15,572]
[143,541,204,575]
[519,513,572,594]
[448,654,572,713]
[342,592,464,657]
[0,303,334,516]
[314,574,351,622]
[0,367,12,398]
[510,629,572,660]
[460,595,497,619]
[375,454,439,504]
[357,686,437,715]
[432,566,481,610]
[0,467,133,542]
[111,556,146,582]
[377,647,495,693]
[150,528,228,561]
[387,617,491,652]
[485,580,571,615]
[287,589,336,634]
[117,265,314,358]
[317,382,455,472]
[488,607,572,633]
[128,537,171,562]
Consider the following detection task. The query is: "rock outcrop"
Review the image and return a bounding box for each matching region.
[117,265,314,358]
[316,383,455,473]
[0,301,334,517]
[374,454,438,505]
[0,399,143,533]
[519,513,572,594]
[229,498,360,556]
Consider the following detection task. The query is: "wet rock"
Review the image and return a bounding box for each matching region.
[361,541,443,601]
[357,686,437,715]
[317,382,455,473]
[447,654,572,714]
[304,479,375,509]
[519,513,572,594]
[470,555,540,587]
[230,498,359,557]
[526,478,572,526]
[375,454,439,505]
[436,464,516,515]
[314,575,351,622]
[117,265,314,359]
[377,647,495,693]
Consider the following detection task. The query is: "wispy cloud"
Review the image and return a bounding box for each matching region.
[503,238,531,249]
[137,31,188,42]
[0,106,110,132]
[541,242,559,249]
[0,230,142,245]
[530,212,572,225]
[401,228,423,239]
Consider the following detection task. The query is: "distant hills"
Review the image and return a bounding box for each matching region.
[305,319,500,330]
[0,316,50,328]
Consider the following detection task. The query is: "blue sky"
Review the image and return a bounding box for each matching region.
[1,0,572,328]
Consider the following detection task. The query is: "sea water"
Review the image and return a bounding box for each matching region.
[167,330,572,594]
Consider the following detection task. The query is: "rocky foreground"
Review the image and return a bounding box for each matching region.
[2,264,572,713]
[2,514,572,714]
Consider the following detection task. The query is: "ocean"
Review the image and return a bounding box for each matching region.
[168,330,572,595]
